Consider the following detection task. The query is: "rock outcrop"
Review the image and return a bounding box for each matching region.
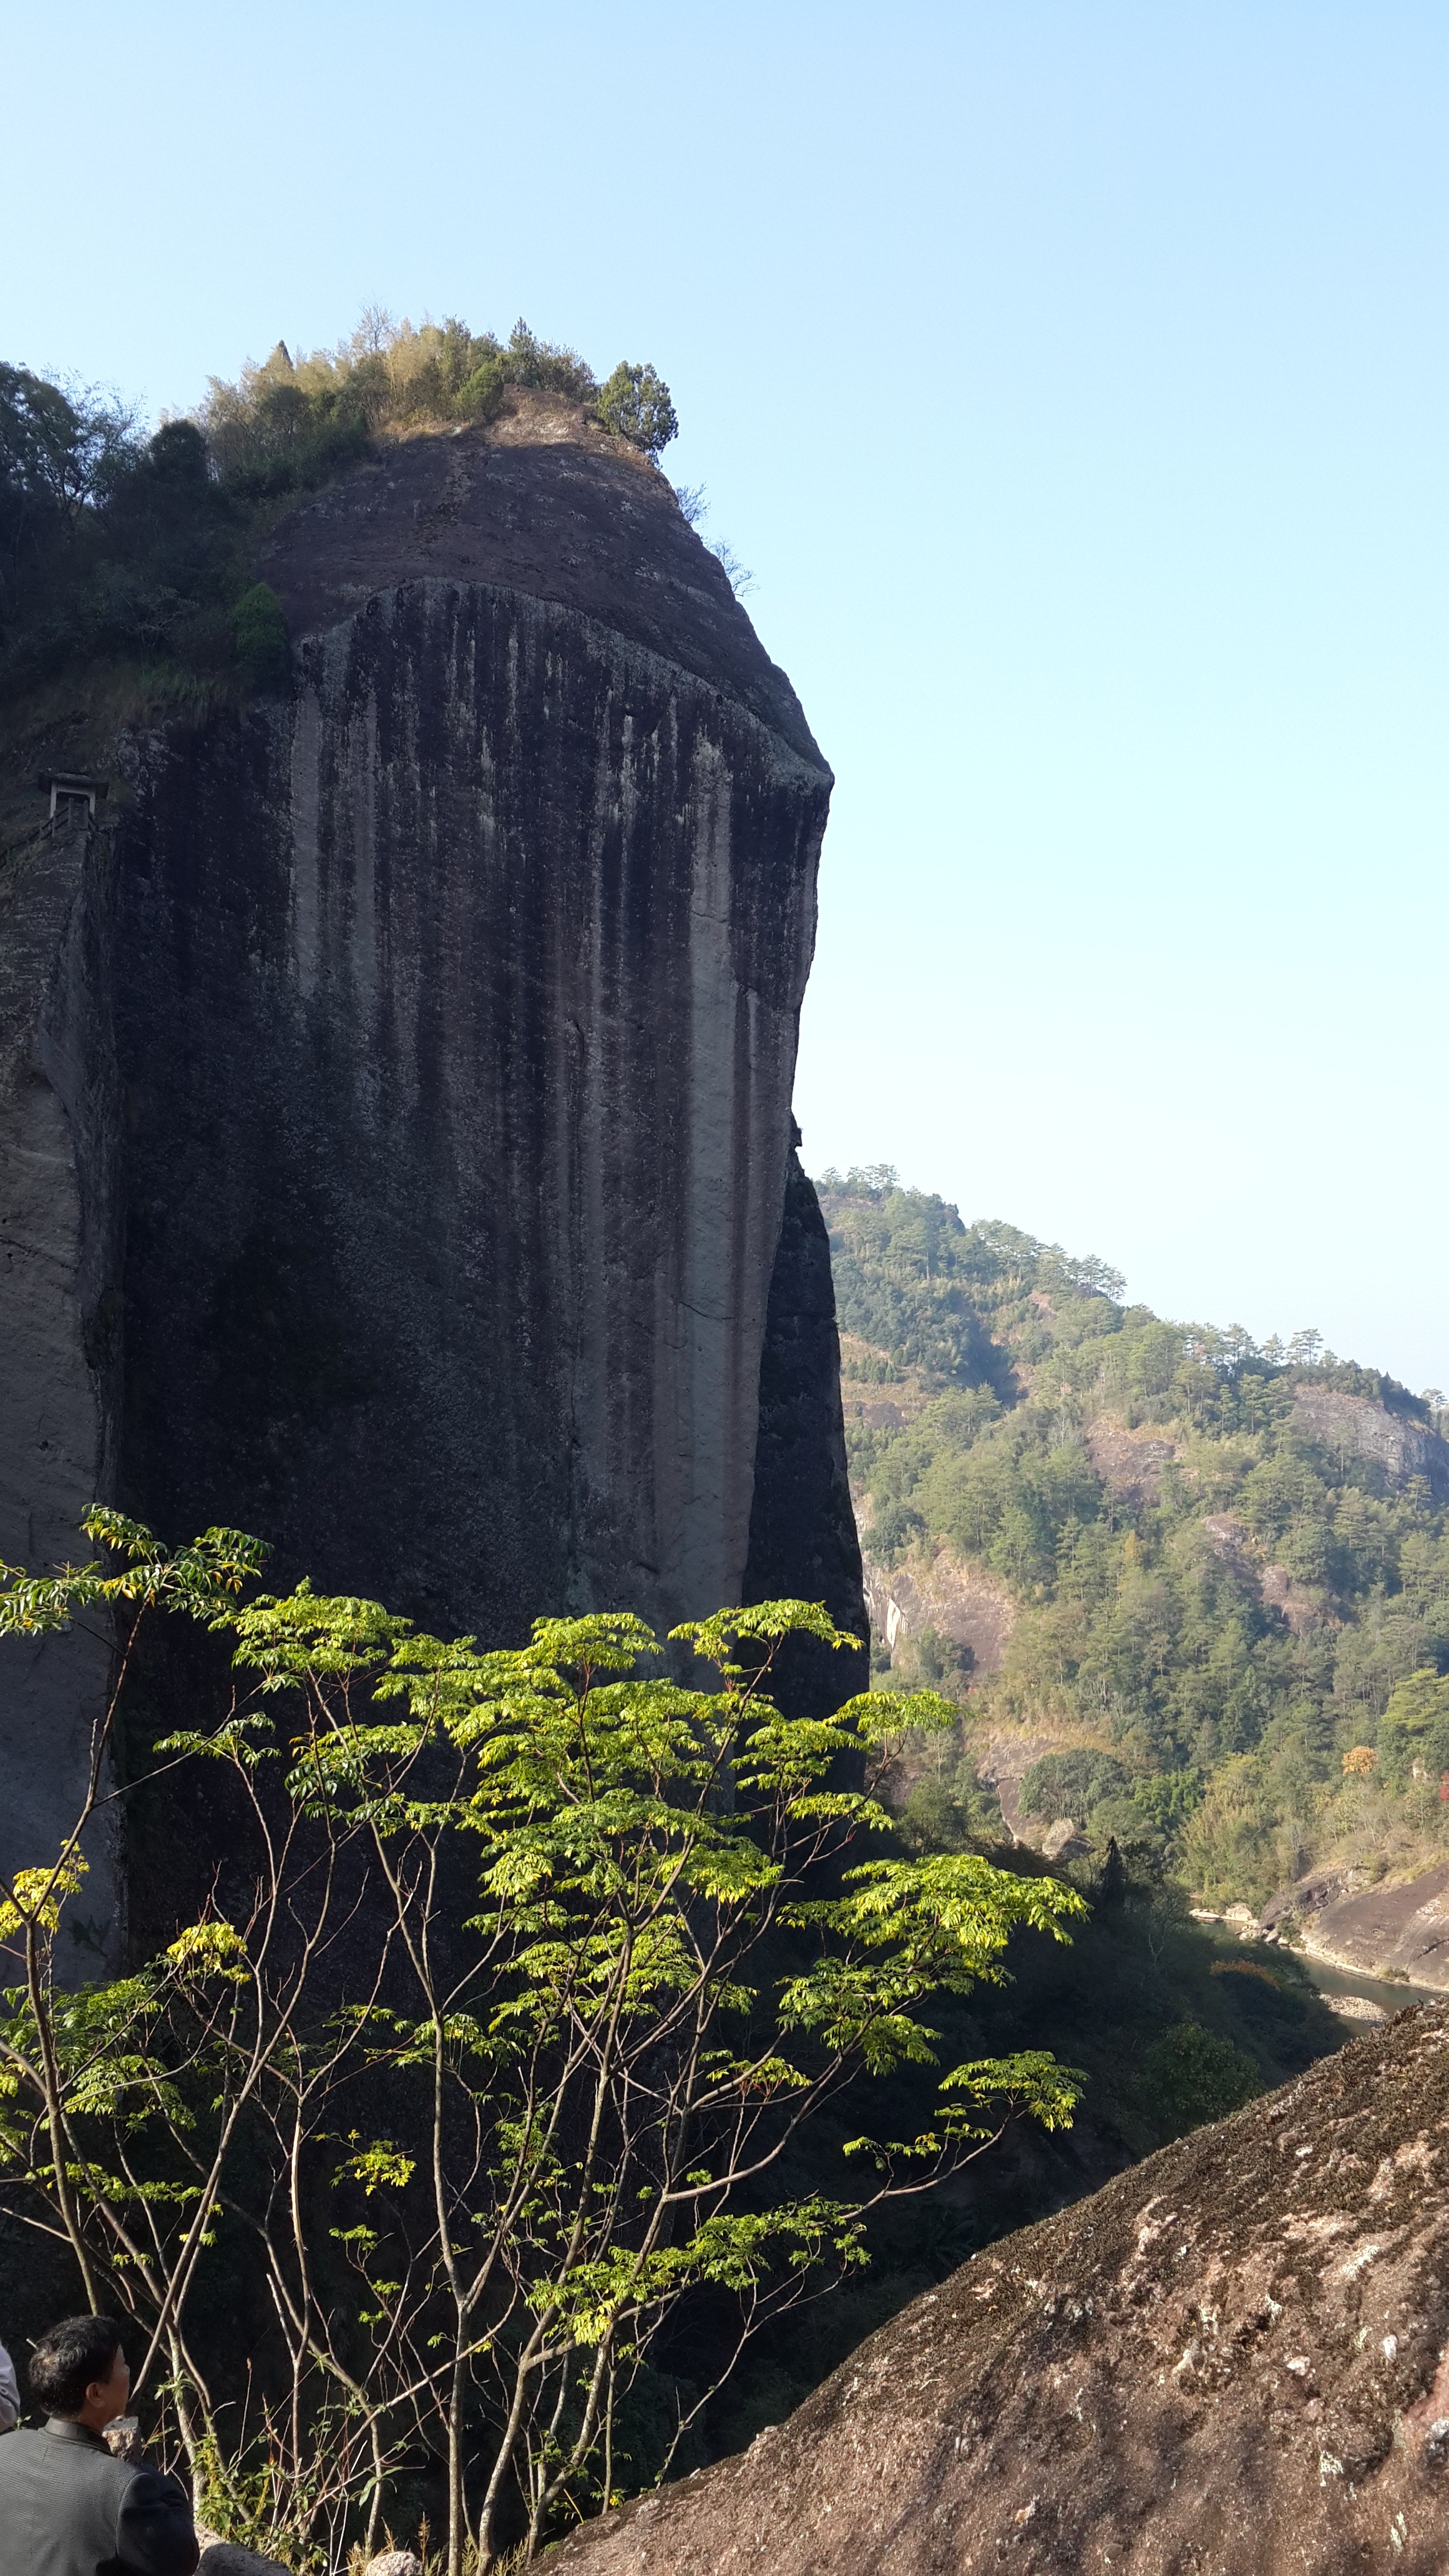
[545,2003,1449,2576]
[0,409,863,1939]
[1265,1868,1449,1994]
[862,1549,1016,1677]
[1292,1386,1449,1502]
[1084,1414,1178,1507]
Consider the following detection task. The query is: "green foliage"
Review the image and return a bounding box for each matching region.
[0,1503,265,1636]
[0,1517,1083,2566]
[0,363,135,615]
[230,582,289,691]
[1136,2019,1262,2129]
[595,363,678,459]
[1378,1666,1449,1789]
[1018,1749,1130,1821]
[197,314,604,487]
[822,1170,1449,1904]
[0,307,678,708]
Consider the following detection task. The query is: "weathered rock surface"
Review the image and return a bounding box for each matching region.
[1291,1386,1449,1502]
[977,1732,1076,1848]
[0,810,122,1941]
[862,1549,1016,1677]
[195,2529,291,2576]
[1201,1513,1325,1634]
[1084,1414,1178,1506]
[1265,1867,1449,1994]
[0,414,862,1934]
[545,2004,1449,2575]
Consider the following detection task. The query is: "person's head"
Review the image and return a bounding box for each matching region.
[29,2316,130,2429]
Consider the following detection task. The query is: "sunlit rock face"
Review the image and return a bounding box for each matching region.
[545,2004,1449,2576]
[0,421,864,1948]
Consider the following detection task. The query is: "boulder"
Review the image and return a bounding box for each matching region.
[1040,1817,1088,1862]
[195,2530,291,2576]
[544,2002,1449,2575]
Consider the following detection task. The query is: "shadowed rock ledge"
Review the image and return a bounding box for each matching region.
[545,2003,1449,2576]
[743,1137,868,1710]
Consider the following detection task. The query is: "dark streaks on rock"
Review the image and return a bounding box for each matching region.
[0,426,859,1939]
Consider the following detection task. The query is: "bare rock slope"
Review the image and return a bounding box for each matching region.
[547,2004,1449,2576]
[1266,1869,1449,1994]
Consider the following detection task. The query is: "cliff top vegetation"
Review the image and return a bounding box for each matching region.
[0,310,681,738]
[819,1166,1449,1911]
[198,308,678,489]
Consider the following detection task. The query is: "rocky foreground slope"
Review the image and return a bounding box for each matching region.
[548,2004,1449,2575]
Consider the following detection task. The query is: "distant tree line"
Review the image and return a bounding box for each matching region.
[821,1171,1449,1908]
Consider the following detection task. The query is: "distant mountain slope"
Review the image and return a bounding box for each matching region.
[817,1166,1449,1913]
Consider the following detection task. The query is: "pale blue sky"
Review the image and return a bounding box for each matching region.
[7,2,1446,1388]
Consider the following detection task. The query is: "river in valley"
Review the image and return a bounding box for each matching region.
[1296,1953,1439,2017]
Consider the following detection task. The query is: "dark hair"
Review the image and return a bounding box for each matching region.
[29,2316,124,2416]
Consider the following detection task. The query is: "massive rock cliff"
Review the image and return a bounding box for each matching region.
[547,2002,1449,2576]
[0,405,865,1941]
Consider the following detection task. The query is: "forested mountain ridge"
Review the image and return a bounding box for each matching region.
[819,1167,1449,1912]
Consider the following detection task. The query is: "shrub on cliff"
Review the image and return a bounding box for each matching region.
[0,1511,1085,2573]
[229,580,289,691]
[1136,2016,1261,2127]
[201,312,673,474]
[595,361,678,458]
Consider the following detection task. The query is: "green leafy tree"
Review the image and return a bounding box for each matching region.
[1378,1666,1449,1789]
[1136,2020,1261,2129]
[0,364,137,629]
[0,1514,1083,2572]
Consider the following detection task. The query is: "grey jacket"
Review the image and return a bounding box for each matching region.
[0,2417,199,2576]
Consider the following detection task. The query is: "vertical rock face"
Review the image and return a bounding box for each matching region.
[0,419,866,1942]
[0,819,122,1942]
[114,576,822,1639]
[743,1142,868,1712]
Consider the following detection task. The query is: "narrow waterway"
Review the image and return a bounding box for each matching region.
[1199,1921,1437,2019]
[1296,1952,1440,2017]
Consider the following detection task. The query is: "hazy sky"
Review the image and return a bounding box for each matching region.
[7,2,1446,1390]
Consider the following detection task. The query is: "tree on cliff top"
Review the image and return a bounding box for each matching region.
[200,310,677,484]
[0,364,136,622]
[0,310,678,700]
[0,1513,1083,2574]
[595,362,678,460]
